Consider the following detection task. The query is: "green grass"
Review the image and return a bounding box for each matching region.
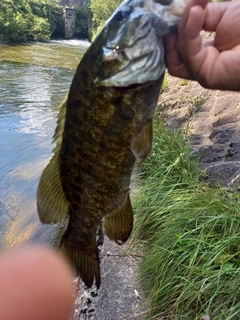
[179,79,189,86]
[161,74,169,93]
[131,114,240,320]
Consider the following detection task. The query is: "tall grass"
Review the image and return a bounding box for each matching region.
[132,114,240,319]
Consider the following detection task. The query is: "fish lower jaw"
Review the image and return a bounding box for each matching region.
[99,49,165,88]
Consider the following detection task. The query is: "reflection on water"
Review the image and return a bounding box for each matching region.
[0,39,89,69]
[0,40,88,250]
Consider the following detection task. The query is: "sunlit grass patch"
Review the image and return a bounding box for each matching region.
[161,73,169,93]
[132,115,240,319]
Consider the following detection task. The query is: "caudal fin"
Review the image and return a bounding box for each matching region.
[60,241,101,289]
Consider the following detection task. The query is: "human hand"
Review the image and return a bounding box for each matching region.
[164,0,240,90]
[0,246,76,320]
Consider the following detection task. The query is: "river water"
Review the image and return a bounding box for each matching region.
[0,40,89,249]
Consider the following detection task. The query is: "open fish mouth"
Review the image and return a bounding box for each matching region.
[94,0,187,88]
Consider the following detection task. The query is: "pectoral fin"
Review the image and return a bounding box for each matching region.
[103,195,133,245]
[131,120,153,162]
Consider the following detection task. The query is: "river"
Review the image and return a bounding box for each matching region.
[0,40,89,249]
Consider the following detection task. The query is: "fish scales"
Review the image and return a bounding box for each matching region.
[37,0,187,288]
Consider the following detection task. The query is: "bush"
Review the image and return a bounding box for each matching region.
[0,0,64,42]
[74,5,91,39]
[89,0,122,38]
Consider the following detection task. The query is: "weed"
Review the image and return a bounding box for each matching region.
[180,79,189,86]
[161,74,169,93]
[131,116,240,320]
[179,92,210,118]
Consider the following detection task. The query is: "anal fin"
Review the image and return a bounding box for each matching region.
[103,195,134,245]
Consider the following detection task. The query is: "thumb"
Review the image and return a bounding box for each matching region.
[0,246,76,320]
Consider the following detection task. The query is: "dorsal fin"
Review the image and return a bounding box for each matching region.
[37,101,69,224]
[131,120,153,162]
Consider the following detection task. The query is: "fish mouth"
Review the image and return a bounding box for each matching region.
[95,29,165,88]
[94,0,187,88]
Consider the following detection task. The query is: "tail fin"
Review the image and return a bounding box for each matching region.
[60,241,101,289]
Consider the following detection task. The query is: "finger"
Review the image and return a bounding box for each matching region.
[0,246,76,320]
[203,2,232,32]
[178,4,207,66]
[208,1,240,51]
[190,0,209,8]
[179,0,208,35]
[164,34,194,79]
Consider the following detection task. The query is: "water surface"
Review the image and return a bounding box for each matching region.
[0,40,89,249]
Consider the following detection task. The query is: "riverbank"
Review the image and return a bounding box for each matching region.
[130,73,240,319]
[71,74,240,319]
[2,40,240,319]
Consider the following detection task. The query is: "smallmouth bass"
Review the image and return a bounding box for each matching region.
[37,0,186,288]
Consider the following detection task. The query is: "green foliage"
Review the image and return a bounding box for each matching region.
[30,2,65,36]
[0,0,33,41]
[90,0,122,38]
[179,78,189,86]
[161,73,169,93]
[74,5,91,39]
[0,0,64,42]
[132,116,240,319]
[30,16,51,41]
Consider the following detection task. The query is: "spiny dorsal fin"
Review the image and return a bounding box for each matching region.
[59,242,101,289]
[103,195,133,245]
[131,120,153,162]
[37,101,69,224]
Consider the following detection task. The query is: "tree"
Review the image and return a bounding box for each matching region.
[89,0,122,38]
[74,5,91,40]
[0,0,63,42]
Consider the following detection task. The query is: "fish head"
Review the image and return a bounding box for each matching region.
[93,0,187,88]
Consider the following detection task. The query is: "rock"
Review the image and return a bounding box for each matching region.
[161,74,240,188]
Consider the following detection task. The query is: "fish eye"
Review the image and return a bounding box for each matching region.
[114,10,131,22]
[155,0,173,5]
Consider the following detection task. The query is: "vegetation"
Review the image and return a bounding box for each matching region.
[0,0,90,42]
[0,0,53,41]
[0,0,121,42]
[161,74,169,93]
[132,114,240,319]
[89,0,122,38]
[74,5,91,40]
[30,1,65,39]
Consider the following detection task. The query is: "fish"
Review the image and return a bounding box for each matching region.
[37,0,186,288]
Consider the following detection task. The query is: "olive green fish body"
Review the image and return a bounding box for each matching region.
[58,56,163,286]
[37,0,186,288]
